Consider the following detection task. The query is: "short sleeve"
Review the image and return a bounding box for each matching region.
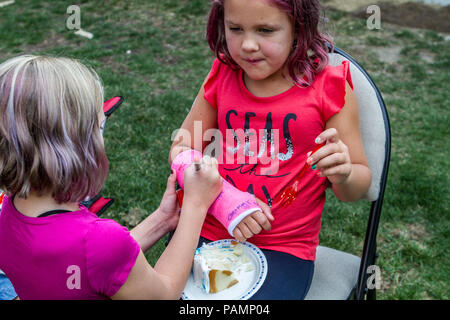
[203,58,223,110]
[85,219,140,297]
[321,60,353,123]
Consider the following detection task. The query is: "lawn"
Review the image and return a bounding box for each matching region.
[0,0,448,299]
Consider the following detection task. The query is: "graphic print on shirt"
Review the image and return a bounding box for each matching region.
[222,108,298,207]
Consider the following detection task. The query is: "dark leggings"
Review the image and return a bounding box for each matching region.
[197,237,314,300]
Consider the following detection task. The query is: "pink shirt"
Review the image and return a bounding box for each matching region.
[0,195,140,299]
[201,58,353,261]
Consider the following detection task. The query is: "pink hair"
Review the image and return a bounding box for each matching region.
[206,0,333,87]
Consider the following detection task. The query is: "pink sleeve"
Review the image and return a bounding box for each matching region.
[203,58,222,110]
[321,60,353,123]
[85,219,140,298]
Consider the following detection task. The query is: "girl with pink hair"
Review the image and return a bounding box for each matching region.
[170,0,371,299]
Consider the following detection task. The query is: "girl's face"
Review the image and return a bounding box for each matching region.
[224,0,294,83]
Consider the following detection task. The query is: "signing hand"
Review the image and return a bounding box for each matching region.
[183,155,223,214]
[157,171,181,231]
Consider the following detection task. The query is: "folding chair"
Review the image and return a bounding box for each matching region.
[79,96,124,216]
[304,47,391,300]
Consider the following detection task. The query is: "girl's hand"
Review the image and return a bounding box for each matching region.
[183,155,223,213]
[233,197,274,242]
[157,171,181,231]
[306,128,352,185]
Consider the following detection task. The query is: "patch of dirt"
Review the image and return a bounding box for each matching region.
[322,0,420,12]
[98,55,131,74]
[372,45,403,64]
[352,1,450,33]
[391,223,428,240]
[22,32,71,53]
[323,0,450,34]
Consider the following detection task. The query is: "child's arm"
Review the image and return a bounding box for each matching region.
[307,81,372,202]
[169,82,218,165]
[130,172,180,253]
[169,83,274,242]
[111,156,223,299]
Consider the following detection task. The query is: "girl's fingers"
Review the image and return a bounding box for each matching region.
[201,155,219,171]
[307,128,340,165]
[251,210,271,231]
[201,155,212,167]
[239,223,253,239]
[308,129,352,183]
[317,163,352,178]
[234,213,270,242]
[165,170,177,193]
[315,128,339,144]
[307,142,340,166]
[243,215,263,234]
[233,228,246,242]
[192,156,202,172]
[255,197,274,221]
[168,169,176,183]
[314,152,348,170]
[233,224,252,241]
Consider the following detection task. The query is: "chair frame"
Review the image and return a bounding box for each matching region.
[332,47,391,300]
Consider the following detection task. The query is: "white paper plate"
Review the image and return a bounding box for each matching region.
[181,239,268,300]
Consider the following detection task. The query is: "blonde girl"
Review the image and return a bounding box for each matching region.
[0,55,222,299]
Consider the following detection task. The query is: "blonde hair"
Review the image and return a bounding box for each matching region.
[0,55,108,203]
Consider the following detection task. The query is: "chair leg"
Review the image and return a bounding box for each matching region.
[368,251,378,300]
[365,250,379,300]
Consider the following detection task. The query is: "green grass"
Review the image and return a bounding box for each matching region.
[0,0,448,299]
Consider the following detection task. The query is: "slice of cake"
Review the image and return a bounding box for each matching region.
[193,242,253,294]
[207,270,239,293]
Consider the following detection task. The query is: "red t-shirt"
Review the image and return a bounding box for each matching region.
[200,58,353,261]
